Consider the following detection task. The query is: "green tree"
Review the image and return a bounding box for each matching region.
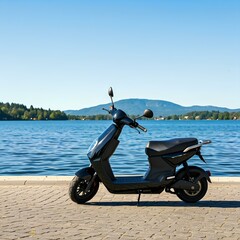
[172,115,179,120]
[23,111,30,120]
[49,112,56,120]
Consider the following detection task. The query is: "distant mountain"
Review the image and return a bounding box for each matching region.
[64,99,240,117]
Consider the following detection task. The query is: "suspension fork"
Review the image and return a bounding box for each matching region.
[83,172,97,194]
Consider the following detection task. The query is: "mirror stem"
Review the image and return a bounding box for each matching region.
[134,115,143,121]
[110,97,114,108]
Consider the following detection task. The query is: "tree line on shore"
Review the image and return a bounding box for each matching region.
[0,102,67,120]
[68,111,240,120]
[1,102,239,121]
[165,111,240,120]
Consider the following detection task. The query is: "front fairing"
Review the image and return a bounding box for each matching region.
[87,124,118,160]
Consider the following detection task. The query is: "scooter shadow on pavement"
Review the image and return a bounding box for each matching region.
[86,200,240,208]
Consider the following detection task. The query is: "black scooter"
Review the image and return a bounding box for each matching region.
[69,88,211,204]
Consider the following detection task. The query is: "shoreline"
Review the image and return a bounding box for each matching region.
[1,176,240,185]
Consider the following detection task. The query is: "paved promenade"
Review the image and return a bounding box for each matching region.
[0,177,240,240]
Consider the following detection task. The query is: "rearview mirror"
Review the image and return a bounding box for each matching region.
[108,87,114,97]
[143,109,153,118]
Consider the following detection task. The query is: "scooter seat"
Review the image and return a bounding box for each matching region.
[145,138,198,157]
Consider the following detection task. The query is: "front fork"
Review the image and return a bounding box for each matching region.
[83,172,98,194]
[75,166,99,194]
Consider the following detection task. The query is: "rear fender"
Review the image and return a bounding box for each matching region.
[176,166,211,183]
[194,171,211,183]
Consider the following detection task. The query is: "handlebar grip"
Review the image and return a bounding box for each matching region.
[137,124,147,132]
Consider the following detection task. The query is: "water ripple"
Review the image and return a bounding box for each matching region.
[0,120,239,176]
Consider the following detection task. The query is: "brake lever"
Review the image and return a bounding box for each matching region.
[130,125,141,134]
[135,128,141,134]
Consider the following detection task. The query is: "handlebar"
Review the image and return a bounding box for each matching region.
[137,124,147,132]
[130,121,147,132]
[103,107,148,133]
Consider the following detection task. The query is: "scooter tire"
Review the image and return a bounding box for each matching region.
[176,173,208,203]
[69,176,99,204]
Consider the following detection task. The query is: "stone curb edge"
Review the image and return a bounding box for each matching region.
[0,176,240,185]
[0,176,73,185]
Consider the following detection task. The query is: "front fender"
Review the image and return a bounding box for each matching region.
[176,166,211,183]
[75,167,95,181]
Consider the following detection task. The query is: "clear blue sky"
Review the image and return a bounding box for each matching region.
[0,0,239,110]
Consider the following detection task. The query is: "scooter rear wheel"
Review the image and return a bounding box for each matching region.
[69,176,99,204]
[175,171,208,203]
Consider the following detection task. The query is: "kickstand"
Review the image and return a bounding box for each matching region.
[137,190,142,206]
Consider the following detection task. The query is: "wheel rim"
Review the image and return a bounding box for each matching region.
[183,177,202,196]
[76,180,91,197]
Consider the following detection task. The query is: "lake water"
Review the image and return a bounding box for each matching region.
[0,120,239,176]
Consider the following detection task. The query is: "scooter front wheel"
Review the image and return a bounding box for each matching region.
[69,176,99,204]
